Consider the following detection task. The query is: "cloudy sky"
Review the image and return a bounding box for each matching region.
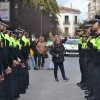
[56,0,90,22]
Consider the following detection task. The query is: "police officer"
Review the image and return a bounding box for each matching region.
[1,20,13,100]
[86,24,100,100]
[92,15,100,89]
[79,34,89,91]
[77,28,84,87]
[18,27,29,91]
[0,19,5,100]
[84,22,93,98]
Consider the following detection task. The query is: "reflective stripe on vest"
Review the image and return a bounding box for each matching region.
[5,34,12,47]
[90,38,97,49]
[22,36,27,46]
[81,42,87,49]
[17,40,21,50]
[1,33,6,46]
[78,37,82,45]
[96,36,100,52]
[27,38,30,46]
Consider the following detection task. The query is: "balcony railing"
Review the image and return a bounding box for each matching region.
[63,22,70,25]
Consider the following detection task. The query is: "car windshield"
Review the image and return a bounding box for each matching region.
[65,39,78,45]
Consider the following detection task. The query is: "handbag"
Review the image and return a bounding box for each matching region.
[43,53,48,58]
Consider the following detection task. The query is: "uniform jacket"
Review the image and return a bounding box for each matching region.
[50,43,65,63]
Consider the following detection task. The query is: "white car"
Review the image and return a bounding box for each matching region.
[63,39,79,56]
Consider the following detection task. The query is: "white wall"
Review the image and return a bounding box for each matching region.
[57,12,80,36]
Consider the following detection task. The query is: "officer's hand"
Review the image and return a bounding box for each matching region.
[63,52,65,55]
[21,63,25,68]
[7,67,12,74]
[26,60,28,63]
[56,54,59,57]
[0,75,2,81]
[0,73,4,81]
[13,60,19,67]
[17,58,21,63]
[5,69,9,74]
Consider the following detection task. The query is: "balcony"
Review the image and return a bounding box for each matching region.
[63,22,70,25]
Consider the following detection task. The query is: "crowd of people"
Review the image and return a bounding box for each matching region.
[77,15,100,100]
[28,32,69,82]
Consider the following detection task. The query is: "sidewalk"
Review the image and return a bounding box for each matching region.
[19,69,85,100]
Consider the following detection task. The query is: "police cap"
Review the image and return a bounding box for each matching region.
[1,20,9,27]
[85,21,92,28]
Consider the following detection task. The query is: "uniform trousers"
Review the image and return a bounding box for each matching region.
[81,56,91,89]
[88,61,100,100]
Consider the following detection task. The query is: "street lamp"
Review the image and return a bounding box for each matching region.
[40,3,44,36]
[49,12,53,32]
[15,4,18,27]
[55,17,58,35]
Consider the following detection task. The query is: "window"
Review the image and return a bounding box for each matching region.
[74,16,77,24]
[65,16,69,23]
[65,39,78,45]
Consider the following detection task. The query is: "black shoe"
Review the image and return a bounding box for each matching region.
[34,67,39,70]
[26,87,28,89]
[77,82,82,85]
[85,93,93,98]
[87,96,94,100]
[77,82,84,87]
[80,86,88,90]
[85,90,90,94]
[20,90,26,94]
[14,95,20,99]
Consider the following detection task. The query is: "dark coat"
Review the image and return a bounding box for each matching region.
[50,43,65,63]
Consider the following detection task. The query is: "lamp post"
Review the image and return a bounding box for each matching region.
[49,12,53,32]
[40,3,44,36]
[55,17,58,35]
[15,4,18,27]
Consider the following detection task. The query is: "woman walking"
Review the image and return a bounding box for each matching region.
[50,37,69,82]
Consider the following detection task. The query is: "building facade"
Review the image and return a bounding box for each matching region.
[88,0,100,20]
[57,6,81,36]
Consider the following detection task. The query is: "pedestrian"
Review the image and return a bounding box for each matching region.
[62,37,67,44]
[28,37,37,69]
[50,37,69,82]
[32,38,39,69]
[36,36,46,70]
[46,32,55,70]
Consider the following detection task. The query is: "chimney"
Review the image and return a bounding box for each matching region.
[71,3,72,8]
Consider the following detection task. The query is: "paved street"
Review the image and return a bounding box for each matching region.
[19,56,85,100]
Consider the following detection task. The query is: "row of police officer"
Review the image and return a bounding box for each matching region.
[0,19,30,100]
[77,15,100,100]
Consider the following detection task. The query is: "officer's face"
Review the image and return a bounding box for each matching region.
[85,27,91,36]
[82,37,87,42]
[77,31,83,36]
[3,26,6,31]
[7,31,10,35]
[19,33,22,37]
[0,24,3,31]
[92,22,98,31]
